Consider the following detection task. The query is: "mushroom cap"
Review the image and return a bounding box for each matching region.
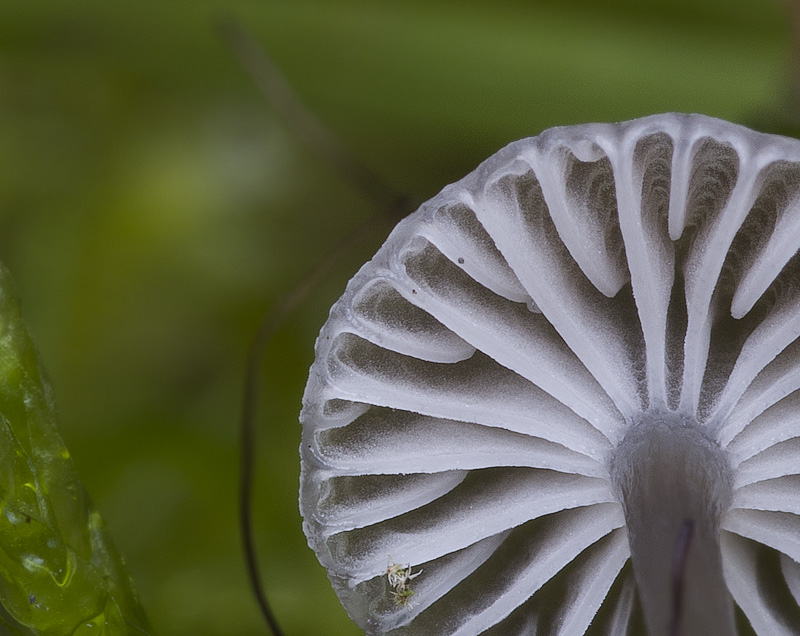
[299,113,800,635]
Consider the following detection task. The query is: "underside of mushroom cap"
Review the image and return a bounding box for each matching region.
[300,113,800,636]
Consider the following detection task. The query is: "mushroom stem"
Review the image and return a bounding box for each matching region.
[611,413,736,636]
[669,519,694,636]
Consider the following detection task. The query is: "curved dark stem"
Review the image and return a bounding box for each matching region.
[239,215,394,636]
[220,16,415,634]
[669,520,695,636]
[217,17,409,221]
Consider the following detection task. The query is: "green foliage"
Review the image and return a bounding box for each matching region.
[0,266,152,636]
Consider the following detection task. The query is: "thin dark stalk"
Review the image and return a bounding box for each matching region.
[220,16,414,635]
[217,17,409,220]
[239,216,385,636]
[669,520,695,636]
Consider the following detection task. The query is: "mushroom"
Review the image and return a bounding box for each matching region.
[299,113,800,636]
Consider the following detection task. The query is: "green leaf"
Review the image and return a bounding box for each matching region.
[0,264,154,636]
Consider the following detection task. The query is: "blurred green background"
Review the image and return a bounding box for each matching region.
[0,0,793,634]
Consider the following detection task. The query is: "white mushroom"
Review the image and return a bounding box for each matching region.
[299,113,800,635]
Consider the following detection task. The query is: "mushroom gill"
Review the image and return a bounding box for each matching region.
[299,113,800,636]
